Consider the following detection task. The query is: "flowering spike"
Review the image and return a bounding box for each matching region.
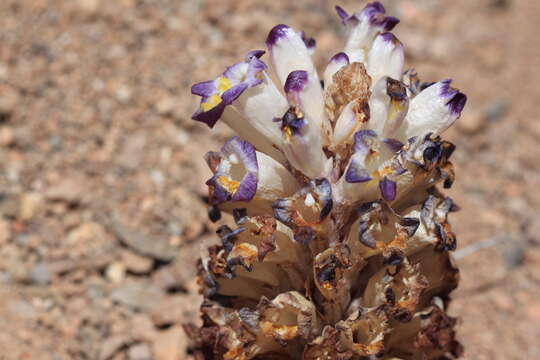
[189,2,466,359]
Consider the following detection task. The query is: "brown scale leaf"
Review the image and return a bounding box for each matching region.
[324,62,372,124]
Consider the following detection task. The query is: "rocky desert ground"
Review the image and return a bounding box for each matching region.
[0,0,539,359]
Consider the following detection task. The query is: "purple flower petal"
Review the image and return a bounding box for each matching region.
[382,16,400,31]
[284,70,309,93]
[272,198,294,226]
[221,137,258,172]
[358,220,376,248]
[366,1,386,14]
[379,177,397,201]
[364,2,387,23]
[191,50,269,129]
[353,129,377,152]
[362,2,400,30]
[232,171,258,202]
[246,50,265,60]
[192,101,226,128]
[191,80,216,97]
[345,160,372,183]
[446,92,467,116]
[206,137,259,204]
[300,31,316,50]
[312,178,333,220]
[380,31,397,43]
[248,56,267,74]
[223,61,247,81]
[206,175,231,203]
[335,5,349,23]
[439,79,458,98]
[221,83,249,104]
[278,107,306,137]
[345,130,378,183]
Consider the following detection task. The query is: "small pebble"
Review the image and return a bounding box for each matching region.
[128,343,152,360]
[29,262,51,285]
[106,262,126,283]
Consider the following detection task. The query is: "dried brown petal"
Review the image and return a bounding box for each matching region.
[324,62,371,124]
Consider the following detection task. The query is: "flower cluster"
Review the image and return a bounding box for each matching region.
[188,2,466,359]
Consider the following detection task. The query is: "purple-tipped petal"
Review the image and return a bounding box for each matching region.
[246,50,265,60]
[362,2,386,25]
[266,24,319,89]
[330,52,350,64]
[439,79,458,98]
[266,24,291,46]
[247,57,268,75]
[340,1,401,64]
[382,16,400,31]
[335,5,349,23]
[324,52,351,88]
[447,92,467,116]
[367,32,404,83]
[284,70,309,93]
[403,80,467,138]
[363,2,399,30]
[379,177,397,201]
[300,31,316,50]
[345,130,378,183]
[365,1,386,14]
[380,31,396,43]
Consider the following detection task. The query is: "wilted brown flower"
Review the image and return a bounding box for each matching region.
[188,2,466,359]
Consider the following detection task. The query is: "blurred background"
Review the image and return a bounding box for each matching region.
[0,0,539,359]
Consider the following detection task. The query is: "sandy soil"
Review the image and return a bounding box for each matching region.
[0,0,539,359]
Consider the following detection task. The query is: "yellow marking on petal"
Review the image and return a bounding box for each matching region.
[389,99,403,121]
[217,176,240,194]
[217,76,233,93]
[282,125,293,143]
[322,281,333,290]
[230,243,258,266]
[260,321,298,341]
[201,94,222,112]
[373,166,394,179]
[200,77,233,112]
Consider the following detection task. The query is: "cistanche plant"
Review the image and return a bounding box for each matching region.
[187,2,466,359]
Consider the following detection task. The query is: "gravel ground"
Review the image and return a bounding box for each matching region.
[0,0,539,359]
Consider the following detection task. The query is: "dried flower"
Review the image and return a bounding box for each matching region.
[188,2,466,359]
